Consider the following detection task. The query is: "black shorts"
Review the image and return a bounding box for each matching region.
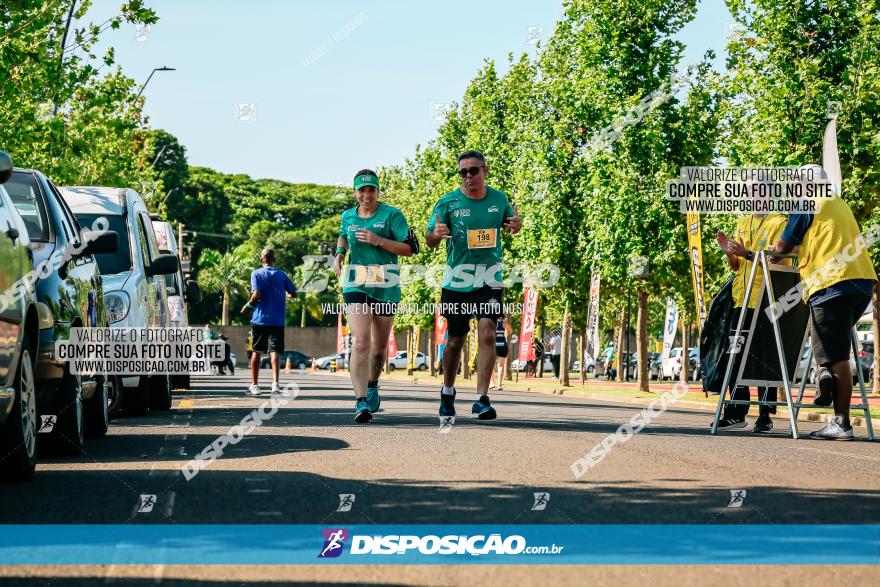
[440,286,503,338]
[342,291,397,316]
[810,292,871,366]
[251,325,285,354]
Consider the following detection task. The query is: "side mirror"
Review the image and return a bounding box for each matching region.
[0,151,12,184]
[147,253,179,276]
[185,280,202,304]
[76,230,118,257]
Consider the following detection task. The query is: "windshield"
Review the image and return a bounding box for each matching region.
[74,213,132,274]
[6,172,50,241]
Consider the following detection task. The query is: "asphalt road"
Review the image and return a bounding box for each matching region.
[2,371,879,525]
[1,371,878,585]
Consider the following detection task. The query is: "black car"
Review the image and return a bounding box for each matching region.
[0,152,41,480]
[262,350,312,370]
[7,168,117,454]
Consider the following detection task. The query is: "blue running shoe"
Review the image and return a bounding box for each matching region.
[439,389,456,417]
[366,385,381,413]
[355,398,372,423]
[471,395,497,420]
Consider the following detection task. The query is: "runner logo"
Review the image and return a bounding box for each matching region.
[337,494,355,512]
[728,489,747,508]
[38,415,56,433]
[531,492,550,511]
[488,205,499,213]
[319,528,348,558]
[137,494,157,513]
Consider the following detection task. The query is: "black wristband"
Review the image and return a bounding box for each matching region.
[745,251,755,261]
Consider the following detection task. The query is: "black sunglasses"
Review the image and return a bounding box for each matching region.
[458,166,484,178]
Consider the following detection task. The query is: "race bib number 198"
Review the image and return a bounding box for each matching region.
[354,265,385,285]
[467,228,497,249]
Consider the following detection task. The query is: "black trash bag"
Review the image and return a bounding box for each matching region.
[700,277,735,395]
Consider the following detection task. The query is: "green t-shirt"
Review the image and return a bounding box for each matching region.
[339,202,410,302]
[427,186,515,292]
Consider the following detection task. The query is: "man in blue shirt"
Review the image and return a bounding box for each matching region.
[241,248,297,395]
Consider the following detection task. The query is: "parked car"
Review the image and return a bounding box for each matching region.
[151,220,201,389]
[7,168,118,452]
[512,355,553,373]
[661,347,684,380]
[648,352,663,380]
[261,350,312,370]
[62,186,179,416]
[316,353,347,370]
[389,351,427,371]
[688,348,701,381]
[798,343,869,385]
[0,151,40,480]
[856,309,873,344]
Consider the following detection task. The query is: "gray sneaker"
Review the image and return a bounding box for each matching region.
[809,416,853,440]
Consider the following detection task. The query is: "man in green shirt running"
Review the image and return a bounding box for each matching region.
[426,150,522,420]
[335,169,414,423]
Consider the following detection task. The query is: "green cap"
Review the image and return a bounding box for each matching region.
[354,172,380,191]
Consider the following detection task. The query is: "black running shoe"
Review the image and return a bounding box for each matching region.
[753,415,773,433]
[814,368,835,407]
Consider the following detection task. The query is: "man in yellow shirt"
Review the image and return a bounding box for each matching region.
[716,212,791,433]
[770,166,877,440]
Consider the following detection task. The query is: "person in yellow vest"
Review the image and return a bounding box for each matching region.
[770,165,878,440]
[715,211,792,433]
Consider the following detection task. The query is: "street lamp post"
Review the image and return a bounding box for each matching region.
[137,66,176,99]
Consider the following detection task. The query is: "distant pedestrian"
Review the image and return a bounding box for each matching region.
[241,248,297,395]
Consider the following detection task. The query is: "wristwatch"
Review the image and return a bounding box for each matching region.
[744,251,755,261]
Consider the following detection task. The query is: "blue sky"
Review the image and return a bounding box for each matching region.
[87,0,733,186]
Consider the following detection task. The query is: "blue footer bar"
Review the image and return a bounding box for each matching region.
[0,525,877,565]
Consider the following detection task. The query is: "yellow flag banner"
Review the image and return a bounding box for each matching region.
[686,210,707,333]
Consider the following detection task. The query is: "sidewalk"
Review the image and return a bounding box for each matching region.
[314,367,879,430]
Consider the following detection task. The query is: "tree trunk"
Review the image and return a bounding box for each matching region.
[429,331,436,377]
[537,321,546,377]
[636,288,649,391]
[580,326,587,385]
[616,307,625,382]
[300,304,306,327]
[681,320,690,382]
[221,289,229,326]
[873,283,879,393]
[407,326,414,376]
[560,302,571,386]
[463,331,471,379]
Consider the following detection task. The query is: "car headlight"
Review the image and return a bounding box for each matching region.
[105,291,130,323]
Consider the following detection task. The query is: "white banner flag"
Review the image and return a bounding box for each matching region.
[584,273,601,365]
[823,117,842,195]
[661,298,678,364]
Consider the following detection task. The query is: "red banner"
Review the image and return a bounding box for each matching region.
[435,311,448,346]
[518,288,539,362]
[336,312,344,353]
[387,331,398,355]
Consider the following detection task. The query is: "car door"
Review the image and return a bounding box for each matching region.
[137,210,170,327]
[0,186,27,384]
[131,206,161,327]
[48,180,104,329]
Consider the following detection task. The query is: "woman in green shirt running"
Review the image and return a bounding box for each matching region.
[334,169,414,423]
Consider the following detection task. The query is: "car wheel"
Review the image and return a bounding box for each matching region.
[50,367,86,456]
[297,362,307,370]
[418,363,427,371]
[84,375,110,438]
[389,364,396,372]
[126,377,151,417]
[0,340,37,481]
[149,374,172,411]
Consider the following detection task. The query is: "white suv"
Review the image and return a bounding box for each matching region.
[61,187,179,415]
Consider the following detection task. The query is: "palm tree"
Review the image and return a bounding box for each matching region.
[197,249,252,325]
